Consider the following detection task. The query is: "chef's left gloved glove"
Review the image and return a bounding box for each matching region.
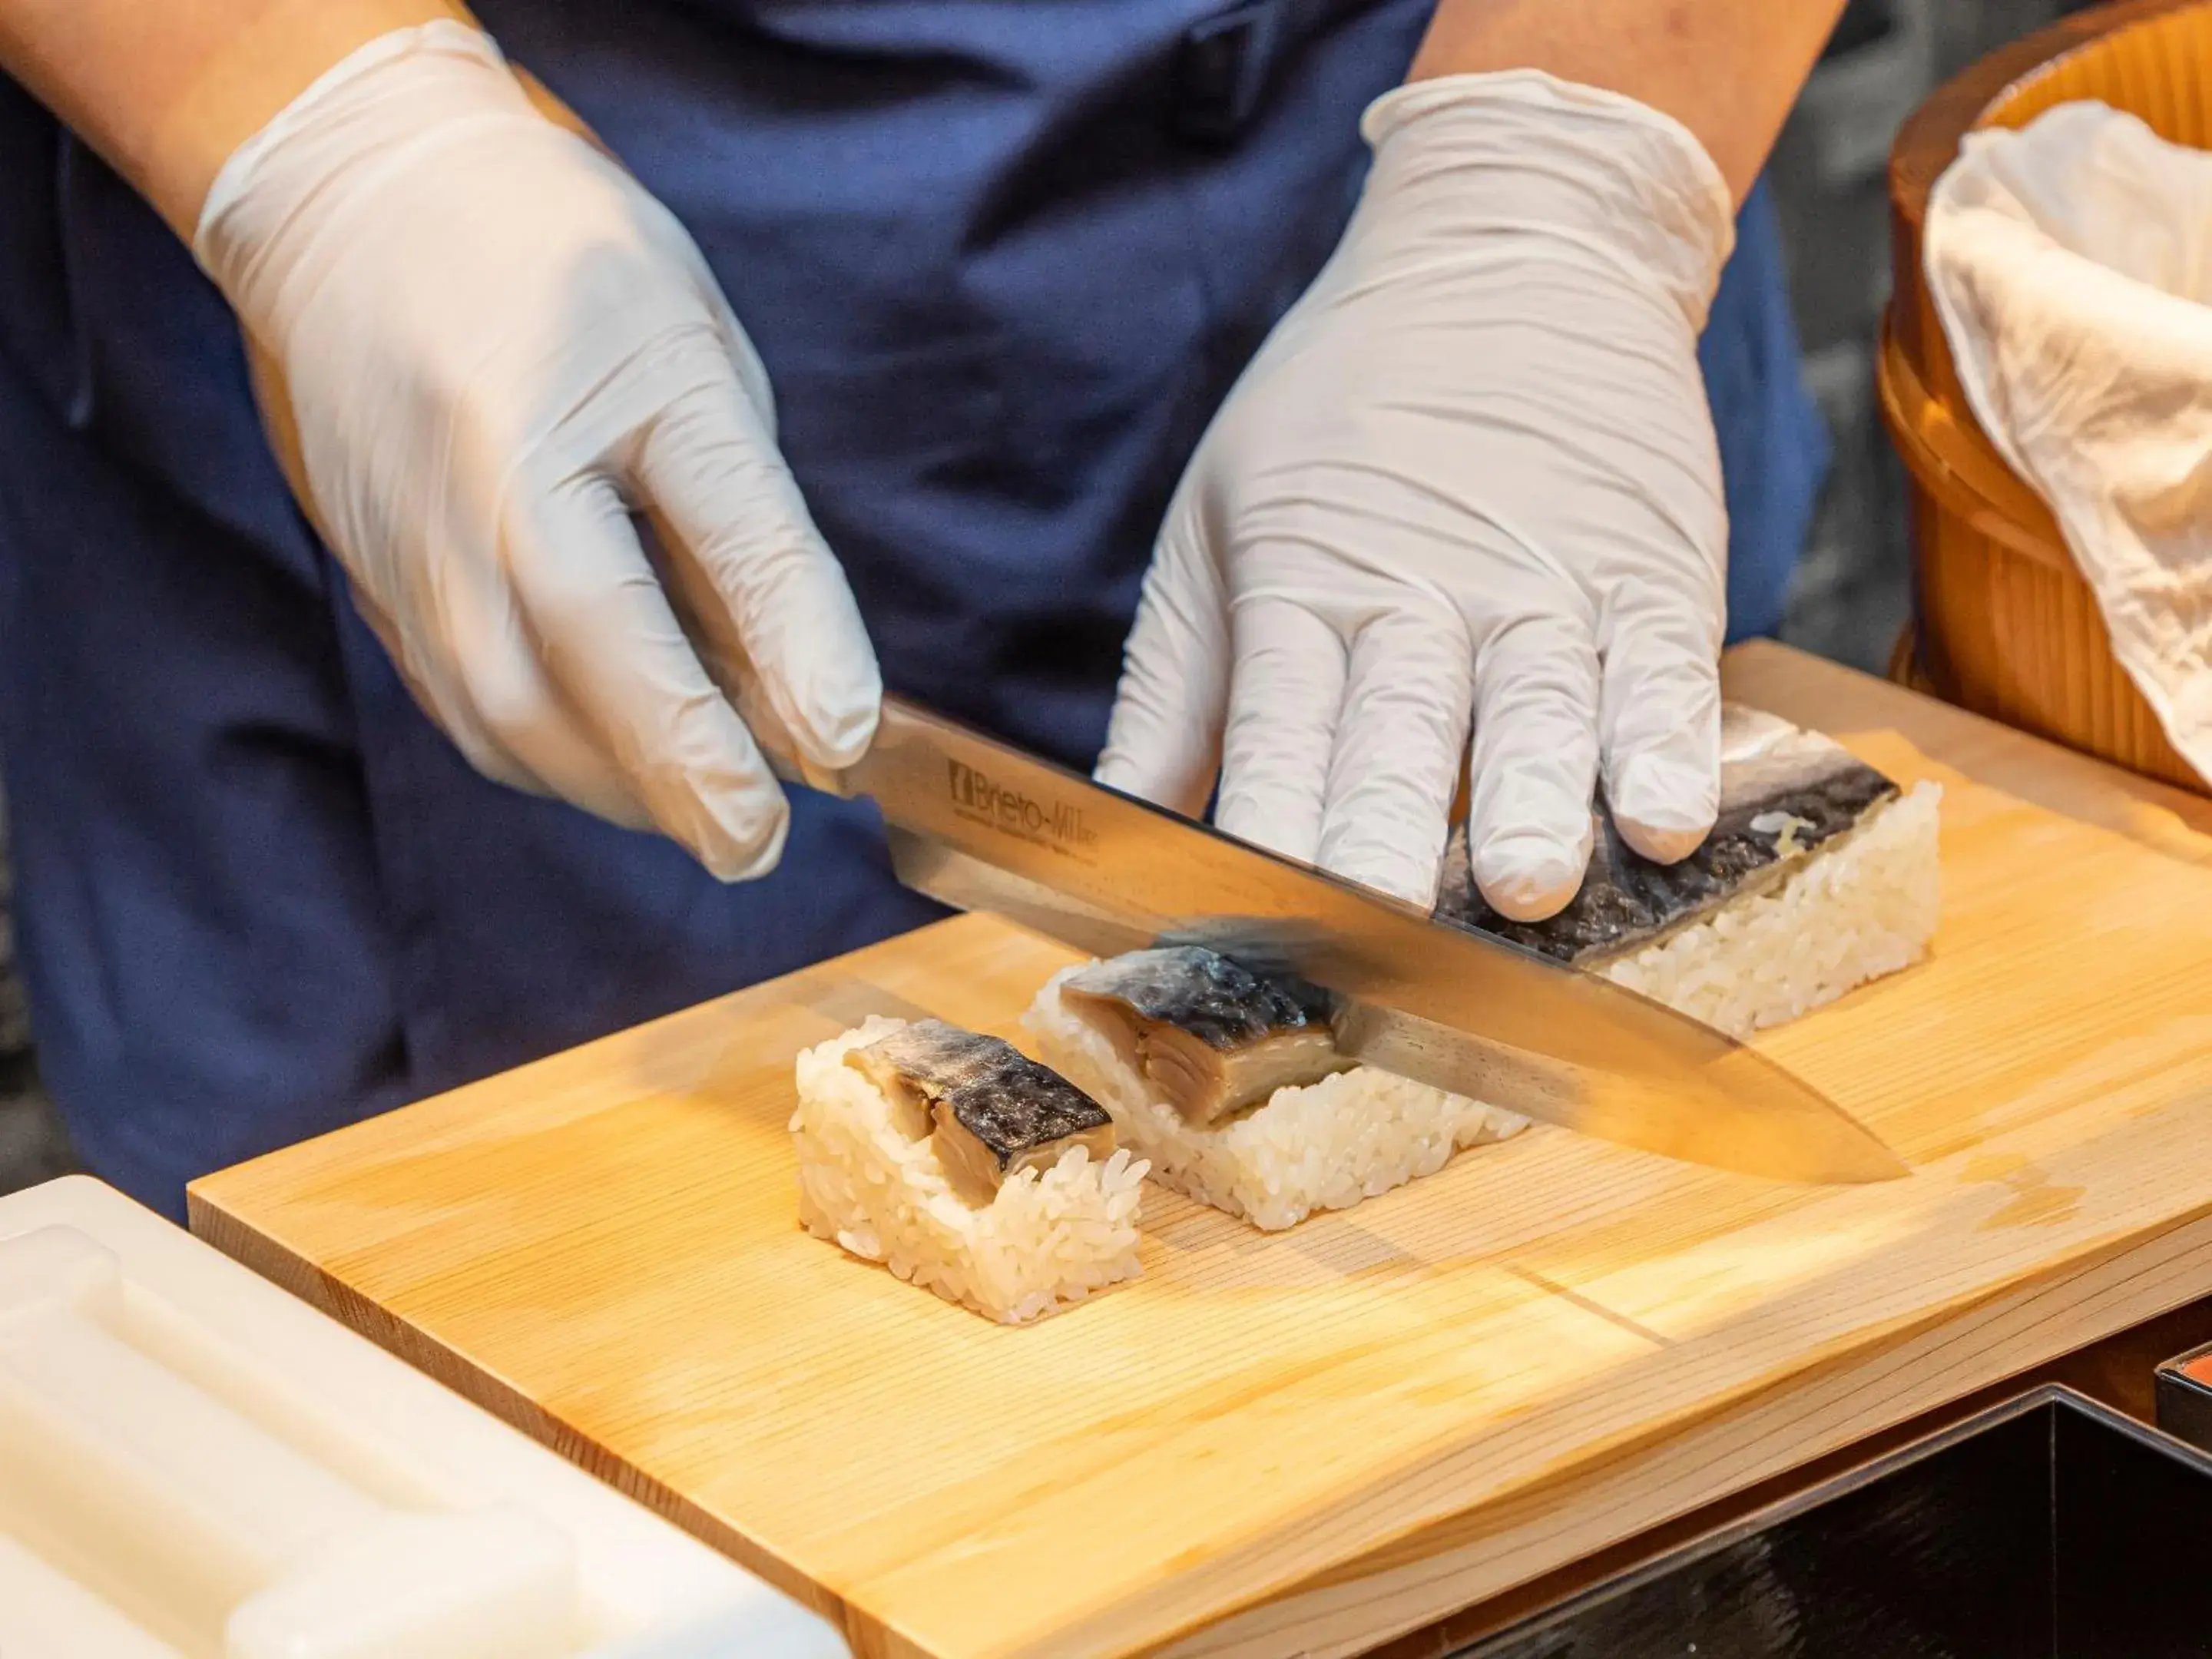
[1098,71,1736,919]
[195,22,879,880]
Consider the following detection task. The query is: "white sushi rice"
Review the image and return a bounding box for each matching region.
[1024,780,1942,1231]
[1598,781,1943,1038]
[790,1016,1148,1323]
[1025,983,1528,1232]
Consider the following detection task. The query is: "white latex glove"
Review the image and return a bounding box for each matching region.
[1097,71,1734,919]
[1926,102,2212,786]
[196,22,878,879]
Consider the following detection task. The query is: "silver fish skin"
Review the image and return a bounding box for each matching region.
[1061,945,1350,1125]
[848,1019,1114,1200]
[1435,706,1901,966]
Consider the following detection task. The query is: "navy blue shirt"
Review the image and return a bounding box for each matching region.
[0,1,1826,1214]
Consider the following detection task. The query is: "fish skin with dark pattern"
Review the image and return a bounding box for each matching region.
[847,1020,1113,1201]
[1435,707,1902,966]
[1061,947,1352,1126]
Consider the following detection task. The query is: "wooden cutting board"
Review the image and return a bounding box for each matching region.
[188,644,2212,1659]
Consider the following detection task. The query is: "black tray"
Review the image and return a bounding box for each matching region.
[1460,1385,2212,1657]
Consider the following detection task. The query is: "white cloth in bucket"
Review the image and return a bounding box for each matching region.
[1926,101,2212,785]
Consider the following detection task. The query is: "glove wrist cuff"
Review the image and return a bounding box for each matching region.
[194,21,525,302]
[1358,68,1736,333]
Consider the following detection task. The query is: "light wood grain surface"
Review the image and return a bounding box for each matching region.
[190,643,2212,1659]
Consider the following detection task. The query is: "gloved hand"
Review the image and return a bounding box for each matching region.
[195,21,877,879]
[1097,71,1736,919]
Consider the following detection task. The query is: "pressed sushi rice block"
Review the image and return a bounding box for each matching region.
[790,1017,1147,1323]
[1436,705,1943,1038]
[1028,710,1941,1231]
[1028,949,1527,1233]
[1588,785,1942,1037]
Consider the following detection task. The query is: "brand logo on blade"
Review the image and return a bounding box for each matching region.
[948,760,1099,857]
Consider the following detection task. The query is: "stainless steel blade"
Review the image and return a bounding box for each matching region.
[804,698,1906,1185]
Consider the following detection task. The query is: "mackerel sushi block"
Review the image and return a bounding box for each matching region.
[1436,704,1942,1038]
[1025,946,1528,1232]
[1023,710,1941,1233]
[790,1015,1147,1323]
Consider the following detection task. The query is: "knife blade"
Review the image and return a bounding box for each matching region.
[786,696,1907,1185]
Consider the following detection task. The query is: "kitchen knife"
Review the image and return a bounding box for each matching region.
[777,695,1908,1185]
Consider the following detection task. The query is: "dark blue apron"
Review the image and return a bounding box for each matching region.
[0,1,1826,1217]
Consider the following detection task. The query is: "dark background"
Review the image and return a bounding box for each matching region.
[0,0,2098,1197]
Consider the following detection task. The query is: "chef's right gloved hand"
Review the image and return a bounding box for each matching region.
[195,21,877,879]
[1097,74,1735,921]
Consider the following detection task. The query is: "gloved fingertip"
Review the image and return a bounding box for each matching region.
[1616,819,1707,866]
[1609,750,1717,866]
[1096,735,1217,819]
[691,783,792,882]
[1216,797,1320,869]
[1328,848,1442,909]
[796,694,881,771]
[777,640,883,770]
[1472,830,1589,923]
[1091,750,1148,797]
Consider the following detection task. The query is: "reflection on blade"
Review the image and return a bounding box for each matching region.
[854,700,1906,1185]
[1332,1002,1907,1184]
[889,830,1151,960]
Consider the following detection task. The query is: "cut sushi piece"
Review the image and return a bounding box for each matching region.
[792,1016,1146,1324]
[846,1019,1116,1203]
[1027,711,1939,1230]
[1058,948,1349,1125]
[1435,705,1942,1037]
[1027,948,1526,1233]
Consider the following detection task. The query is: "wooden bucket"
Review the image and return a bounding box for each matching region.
[1882,0,2212,795]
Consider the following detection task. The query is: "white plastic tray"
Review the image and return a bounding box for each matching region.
[0,1175,848,1658]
